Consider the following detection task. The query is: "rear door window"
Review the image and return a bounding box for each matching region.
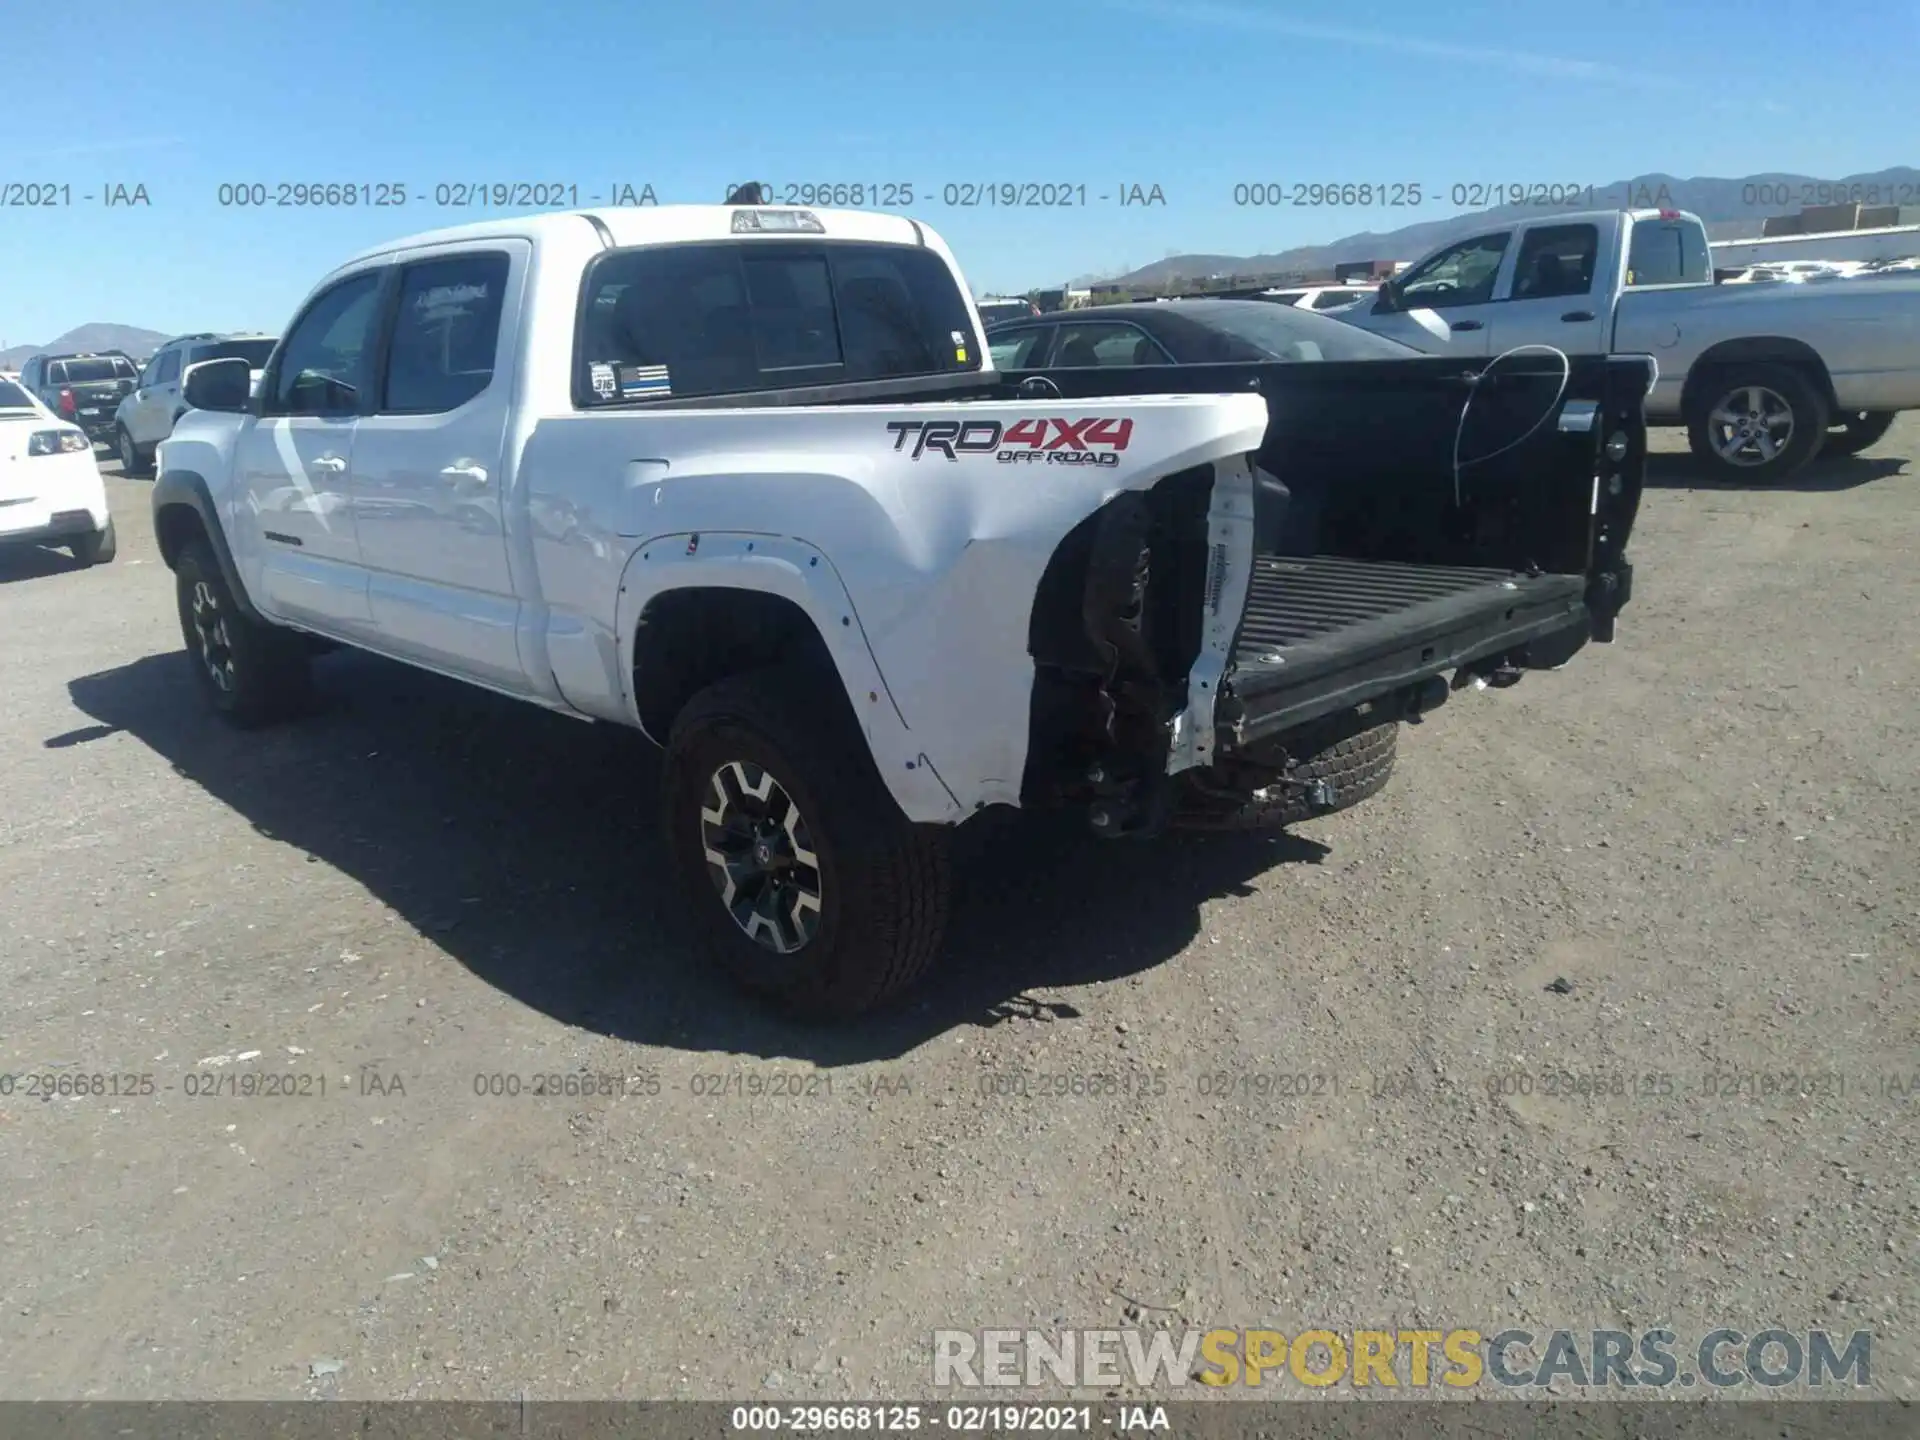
[1510,224,1600,299]
[988,327,1050,369]
[577,240,982,403]
[1050,322,1170,366]
[380,251,510,413]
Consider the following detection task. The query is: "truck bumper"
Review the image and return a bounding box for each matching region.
[0,506,108,547]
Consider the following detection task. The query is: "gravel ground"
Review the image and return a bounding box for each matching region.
[0,421,1913,1403]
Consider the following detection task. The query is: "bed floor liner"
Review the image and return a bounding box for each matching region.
[1221,554,1589,742]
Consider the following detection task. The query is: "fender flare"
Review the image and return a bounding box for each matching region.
[614,531,966,826]
[151,468,262,622]
[1680,336,1837,417]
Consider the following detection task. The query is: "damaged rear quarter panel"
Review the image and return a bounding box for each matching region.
[530,394,1266,824]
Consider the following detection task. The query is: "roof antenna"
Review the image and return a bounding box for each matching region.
[725,181,765,205]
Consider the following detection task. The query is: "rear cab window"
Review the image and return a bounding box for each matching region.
[575,239,982,404]
[53,358,127,384]
[1626,218,1711,287]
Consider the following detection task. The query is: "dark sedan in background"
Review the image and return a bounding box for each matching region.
[985,298,1421,369]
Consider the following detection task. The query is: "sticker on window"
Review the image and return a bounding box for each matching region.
[590,362,618,401]
[619,363,672,398]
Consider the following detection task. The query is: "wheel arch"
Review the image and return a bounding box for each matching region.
[617,533,965,825]
[1681,337,1837,417]
[151,468,264,622]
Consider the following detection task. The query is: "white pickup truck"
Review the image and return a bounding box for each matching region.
[153,202,1646,1019]
[1344,207,1920,481]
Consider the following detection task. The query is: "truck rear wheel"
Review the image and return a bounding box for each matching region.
[661,666,950,1020]
[1686,364,1829,483]
[1173,720,1398,832]
[1824,409,1896,457]
[173,538,312,727]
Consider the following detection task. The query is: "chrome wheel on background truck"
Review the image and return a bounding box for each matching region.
[1686,365,1828,482]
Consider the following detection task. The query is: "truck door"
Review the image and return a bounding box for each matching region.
[350,244,526,691]
[1487,221,1609,357]
[236,269,384,631]
[130,347,181,445]
[1354,230,1508,356]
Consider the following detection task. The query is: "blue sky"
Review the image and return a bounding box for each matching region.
[1,0,1911,345]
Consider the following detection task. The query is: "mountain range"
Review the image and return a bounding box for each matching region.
[1086,167,1920,288]
[0,324,171,372]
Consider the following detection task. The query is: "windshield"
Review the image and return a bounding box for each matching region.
[52,357,136,383]
[0,379,35,409]
[1180,301,1422,361]
[188,339,278,368]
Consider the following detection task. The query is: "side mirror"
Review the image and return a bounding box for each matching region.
[1372,283,1401,315]
[183,357,253,413]
[117,377,135,396]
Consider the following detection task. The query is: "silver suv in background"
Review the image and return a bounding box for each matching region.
[113,332,278,475]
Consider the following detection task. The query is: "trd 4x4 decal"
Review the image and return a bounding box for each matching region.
[886,417,1135,466]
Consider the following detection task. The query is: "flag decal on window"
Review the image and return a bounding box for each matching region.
[619,364,672,398]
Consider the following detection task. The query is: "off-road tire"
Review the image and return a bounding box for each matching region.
[116,426,152,477]
[1173,720,1399,832]
[1824,409,1896,458]
[71,519,116,565]
[1685,363,1829,483]
[662,665,950,1021]
[173,538,312,727]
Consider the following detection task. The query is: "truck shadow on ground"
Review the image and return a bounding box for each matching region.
[0,545,90,584]
[62,650,1328,1064]
[1643,450,1907,492]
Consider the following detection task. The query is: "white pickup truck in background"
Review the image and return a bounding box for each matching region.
[1344,207,1920,480]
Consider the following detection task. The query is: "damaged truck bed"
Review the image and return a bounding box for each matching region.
[1007,351,1649,835]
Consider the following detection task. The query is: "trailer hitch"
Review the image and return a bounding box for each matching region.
[1452,657,1525,691]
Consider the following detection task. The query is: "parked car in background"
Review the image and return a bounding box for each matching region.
[0,376,117,564]
[1340,207,1920,480]
[976,296,1040,327]
[17,351,140,446]
[984,297,1422,370]
[113,332,279,475]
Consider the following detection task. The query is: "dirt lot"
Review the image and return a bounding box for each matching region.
[1,422,1914,1403]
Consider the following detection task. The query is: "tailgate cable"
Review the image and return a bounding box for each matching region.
[1451,343,1572,507]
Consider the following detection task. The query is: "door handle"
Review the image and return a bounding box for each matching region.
[440,464,489,485]
[1450,319,1484,331]
[1561,310,1595,322]
[311,455,347,473]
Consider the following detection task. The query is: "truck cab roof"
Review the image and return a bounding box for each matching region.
[336,204,933,270]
